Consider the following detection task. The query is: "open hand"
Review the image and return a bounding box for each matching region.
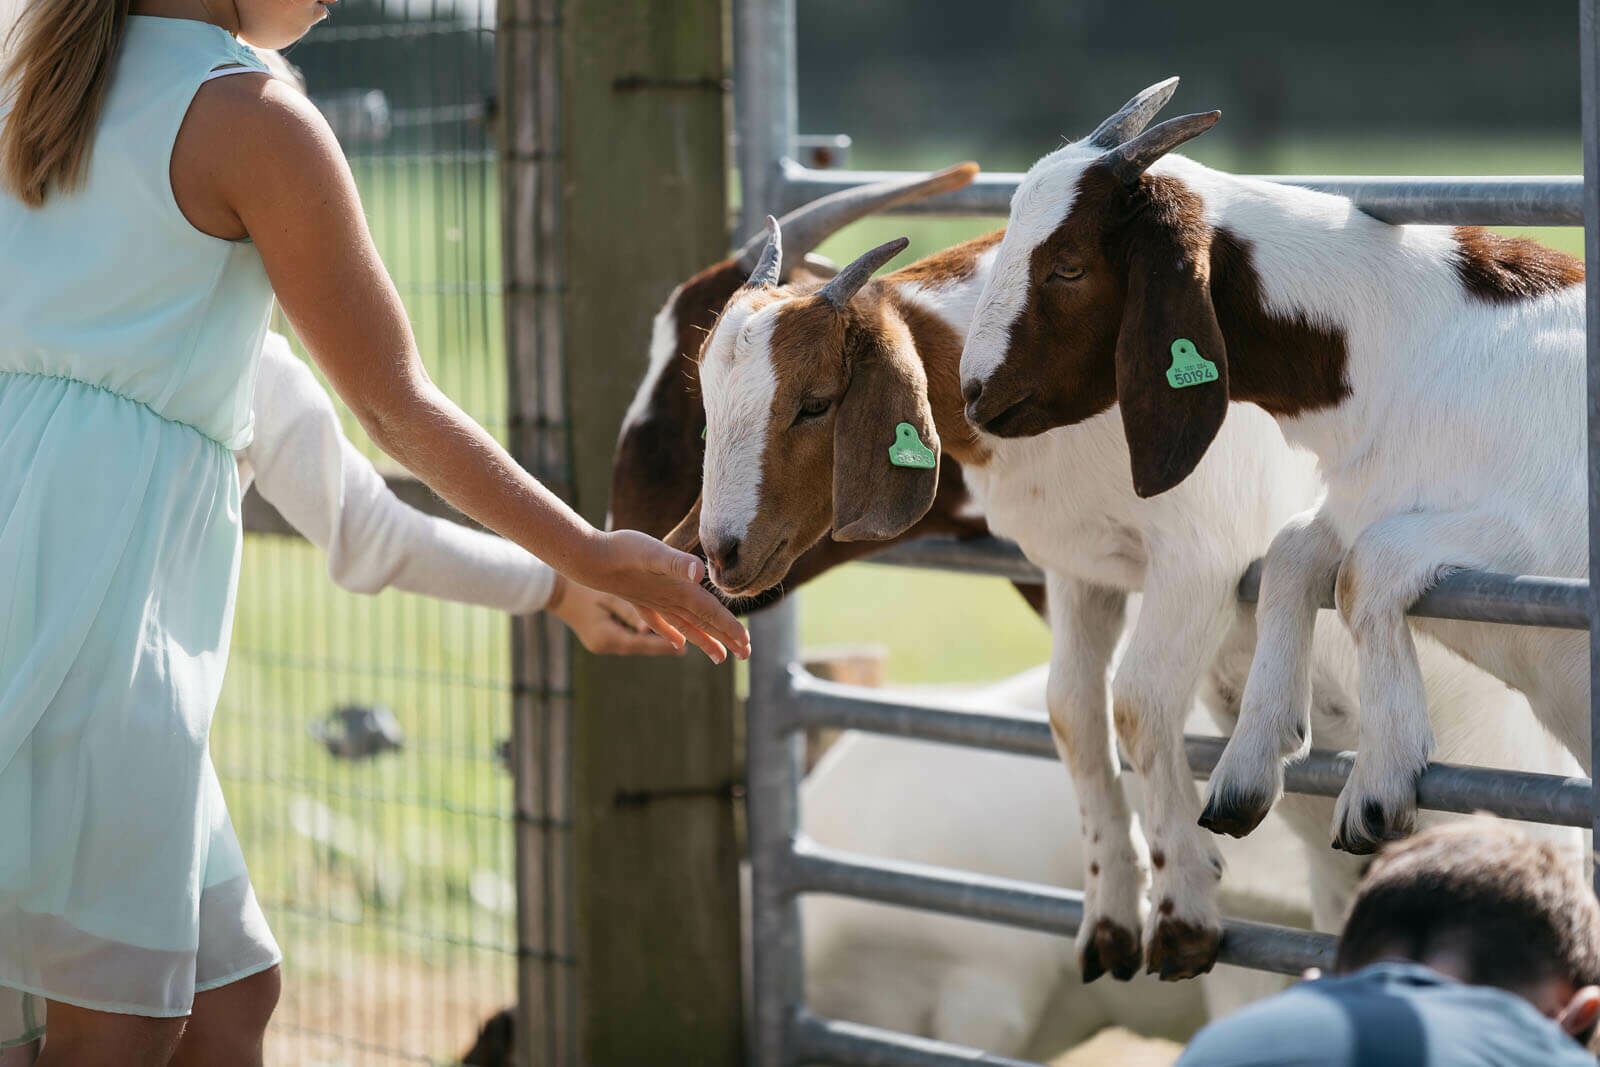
[574,529,749,663]
[547,576,683,657]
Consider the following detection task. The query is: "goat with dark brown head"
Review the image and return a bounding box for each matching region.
[959,77,1592,860]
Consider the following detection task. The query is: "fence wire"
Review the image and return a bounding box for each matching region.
[217,2,518,1064]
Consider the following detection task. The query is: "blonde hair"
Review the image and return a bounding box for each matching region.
[2,0,131,207]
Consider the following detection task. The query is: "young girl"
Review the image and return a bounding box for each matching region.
[0,1,748,1064]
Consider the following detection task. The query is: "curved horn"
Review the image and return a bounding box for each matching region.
[1106,110,1220,187]
[735,162,978,276]
[745,216,782,288]
[1086,76,1181,149]
[816,237,910,309]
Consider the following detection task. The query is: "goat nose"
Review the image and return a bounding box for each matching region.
[961,379,984,408]
[707,536,741,575]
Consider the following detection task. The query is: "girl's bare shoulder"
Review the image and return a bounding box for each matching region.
[173,72,347,239]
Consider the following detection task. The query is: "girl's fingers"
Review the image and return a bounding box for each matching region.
[637,607,687,652]
[601,594,650,634]
[673,584,750,659]
[662,609,729,664]
[607,626,681,657]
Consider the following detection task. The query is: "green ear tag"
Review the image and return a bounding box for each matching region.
[889,422,936,469]
[1166,338,1219,389]
[701,425,707,440]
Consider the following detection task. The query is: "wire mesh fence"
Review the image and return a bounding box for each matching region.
[215,2,522,1063]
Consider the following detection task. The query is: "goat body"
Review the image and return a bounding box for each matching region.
[693,215,1580,985]
[956,79,1588,854]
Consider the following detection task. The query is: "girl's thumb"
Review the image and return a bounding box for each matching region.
[658,543,704,583]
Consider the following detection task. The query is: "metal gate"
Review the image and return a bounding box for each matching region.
[735,1,1600,1064]
[219,2,514,1063]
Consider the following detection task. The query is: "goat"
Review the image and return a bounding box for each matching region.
[603,163,1036,610]
[957,77,1589,855]
[680,126,1580,985]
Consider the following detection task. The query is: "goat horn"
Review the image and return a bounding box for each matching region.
[816,236,910,309]
[1086,76,1181,148]
[745,216,783,289]
[1106,110,1221,187]
[735,162,978,277]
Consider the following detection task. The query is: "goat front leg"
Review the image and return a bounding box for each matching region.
[1329,510,1513,853]
[1202,508,1344,837]
[1114,567,1236,980]
[1044,574,1145,982]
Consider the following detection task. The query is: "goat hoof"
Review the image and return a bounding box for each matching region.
[1145,916,1221,981]
[1079,918,1142,983]
[1332,799,1415,855]
[1198,790,1270,838]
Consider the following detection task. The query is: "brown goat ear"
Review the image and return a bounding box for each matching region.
[831,315,940,541]
[664,496,703,552]
[1113,229,1228,498]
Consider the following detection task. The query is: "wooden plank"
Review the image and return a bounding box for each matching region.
[559,2,742,1064]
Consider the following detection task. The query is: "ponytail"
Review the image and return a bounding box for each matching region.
[2,0,131,207]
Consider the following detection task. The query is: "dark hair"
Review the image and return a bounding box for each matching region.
[1336,820,1600,997]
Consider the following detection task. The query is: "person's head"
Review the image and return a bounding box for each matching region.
[228,0,334,51]
[1335,820,1600,1044]
[1,0,326,207]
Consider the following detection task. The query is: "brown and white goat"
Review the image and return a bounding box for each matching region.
[683,83,1580,986]
[959,78,1590,856]
[604,162,1034,612]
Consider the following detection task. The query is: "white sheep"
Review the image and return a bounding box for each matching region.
[797,663,1306,1057]
[957,77,1589,856]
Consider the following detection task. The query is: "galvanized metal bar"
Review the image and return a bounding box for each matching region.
[788,669,1595,828]
[790,1011,1045,1067]
[1238,560,1589,630]
[735,0,795,238]
[871,536,1589,629]
[872,536,1042,583]
[737,2,808,1062]
[778,161,1585,225]
[1582,0,1600,897]
[748,602,806,1067]
[786,840,1337,977]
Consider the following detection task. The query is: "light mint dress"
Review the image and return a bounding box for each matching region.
[0,17,282,1045]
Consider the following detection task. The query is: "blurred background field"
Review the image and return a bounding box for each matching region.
[200,1,1589,1061]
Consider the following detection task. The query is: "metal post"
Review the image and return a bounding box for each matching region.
[747,602,805,1067]
[1584,0,1600,897]
[737,1,803,1062]
[735,0,796,237]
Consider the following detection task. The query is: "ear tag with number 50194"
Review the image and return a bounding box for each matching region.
[889,422,936,469]
[1166,338,1218,389]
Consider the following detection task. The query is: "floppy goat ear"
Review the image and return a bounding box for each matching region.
[832,311,941,540]
[664,496,703,552]
[1113,198,1228,498]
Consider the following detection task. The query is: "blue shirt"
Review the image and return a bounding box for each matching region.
[1178,963,1596,1067]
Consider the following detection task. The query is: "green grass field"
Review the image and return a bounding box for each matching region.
[218,135,1585,1063]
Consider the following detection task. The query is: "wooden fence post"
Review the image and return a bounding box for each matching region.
[560,2,740,1064]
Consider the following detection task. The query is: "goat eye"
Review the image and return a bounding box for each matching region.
[1052,264,1086,282]
[794,396,831,423]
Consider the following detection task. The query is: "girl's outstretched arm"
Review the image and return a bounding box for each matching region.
[181,74,746,661]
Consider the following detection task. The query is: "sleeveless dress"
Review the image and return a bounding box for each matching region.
[0,17,281,1045]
